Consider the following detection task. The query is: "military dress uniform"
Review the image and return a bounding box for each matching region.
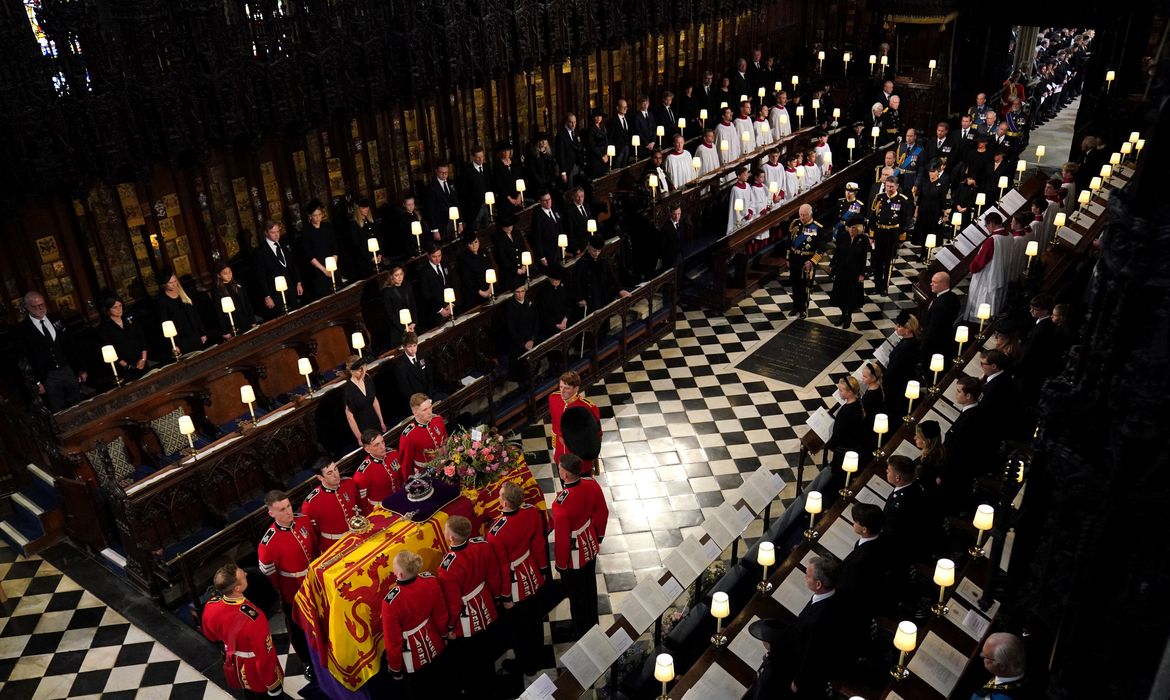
[202,594,283,698]
[381,572,450,694]
[787,218,825,318]
[437,536,503,693]
[399,415,448,474]
[552,476,609,640]
[549,392,600,474]
[487,503,550,674]
[302,478,364,544]
[832,194,865,255]
[353,449,405,510]
[257,515,319,677]
[869,189,913,294]
[970,677,1028,699]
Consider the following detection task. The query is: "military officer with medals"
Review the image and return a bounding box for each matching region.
[552,454,609,641]
[257,490,319,682]
[830,215,870,329]
[437,515,503,694]
[971,632,1030,699]
[882,95,903,138]
[832,182,866,254]
[869,176,913,295]
[382,550,451,694]
[301,457,365,544]
[893,128,924,193]
[353,429,405,510]
[487,481,550,676]
[202,562,284,698]
[399,392,449,474]
[549,370,600,475]
[787,204,825,319]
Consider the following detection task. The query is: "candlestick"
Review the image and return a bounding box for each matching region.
[367,236,380,269]
[928,353,945,395]
[872,413,889,458]
[871,126,879,149]
[558,234,569,260]
[843,52,851,74]
[803,490,822,540]
[903,380,920,424]
[656,125,664,139]
[485,268,496,300]
[931,558,955,616]
[1105,69,1115,92]
[1016,159,1027,186]
[605,145,615,170]
[1035,144,1045,163]
[273,275,289,311]
[929,59,937,79]
[655,654,675,700]
[240,384,257,424]
[178,414,197,457]
[817,50,825,72]
[102,344,122,386]
[484,191,495,219]
[869,54,876,74]
[444,287,456,326]
[325,255,338,292]
[515,178,527,196]
[734,197,744,223]
[953,325,969,366]
[951,211,962,239]
[840,451,859,497]
[520,251,532,285]
[756,541,775,594]
[631,134,640,151]
[692,156,701,171]
[891,621,917,680]
[699,108,708,122]
[791,75,799,90]
[648,173,659,199]
[220,296,237,335]
[795,105,804,129]
[812,98,820,122]
[448,206,460,237]
[399,308,412,330]
[1078,189,1091,212]
[880,55,888,67]
[975,192,986,216]
[710,592,730,647]
[998,176,1008,200]
[1025,240,1039,277]
[970,504,994,556]
[847,137,855,162]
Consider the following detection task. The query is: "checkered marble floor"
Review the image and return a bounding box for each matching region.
[0,245,941,698]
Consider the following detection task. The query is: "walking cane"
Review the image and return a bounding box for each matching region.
[580,301,588,357]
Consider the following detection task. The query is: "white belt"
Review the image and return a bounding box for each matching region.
[510,550,533,600]
[401,617,430,674]
[570,518,593,568]
[279,570,308,578]
[571,518,593,540]
[510,550,531,570]
[459,582,486,637]
[403,618,429,637]
[234,650,256,658]
[413,459,428,466]
[461,581,485,605]
[321,531,345,541]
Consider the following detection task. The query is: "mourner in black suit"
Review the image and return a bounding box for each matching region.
[423,164,462,242]
[652,92,680,140]
[17,291,85,410]
[944,376,988,511]
[460,147,493,232]
[492,216,529,292]
[563,187,593,254]
[608,99,633,169]
[392,332,435,411]
[830,214,869,329]
[657,204,684,272]
[155,268,207,356]
[1017,294,1067,402]
[537,266,575,339]
[454,235,492,313]
[921,272,961,366]
[728,59,751,104]
[836,503,891,619]
[254,220,304,318]
[417,247,454,330]
[554,114,586,190]
[504,283,540,378]
[532,192,567,268]
[978,349,1022,442]
[584,110,611,179]
[883,456,937,564]
[632,96,658,158]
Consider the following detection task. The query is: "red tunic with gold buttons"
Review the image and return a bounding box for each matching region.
[437,536,502,638]
[399,415,448,473]
[486,504,550,603]
[257,515,319,604]
[202,595,283,694]
[551,477,608,571]
[302,477,365,544]
[548,392,600,474]
[381,572,450,674]
[353,449,405,510]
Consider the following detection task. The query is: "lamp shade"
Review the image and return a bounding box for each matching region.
[1129,131,1140,143]
[843,52,851,62]
[975,193,986,206]
[1026,241,1039,257]
[929,59,937,69]
[351,332,365,350]
[485,269,497,285]
[734,198,745,212]
[632,135,641,148]
[274,275,288,292]
[178,415,195,436]
[711,591,730,618]
[448,206,460,221]
[924,234,937,249]
[973,504,994,531]
[869,54,876,64]
[894,621,918,652]
[769,181,779,194]
[161,320,178,338]
[951,211,962,226]
[976,303,991,320]
[741,130,751,143]
[1053,212,1067,228]
[757,541,776,567]
[484,192,495,206]
[1035,145,1046,158]
[654,654,675,683]
[1016,160,1027,173]
[693,157,702,170]
[1078,190,1091,205]
[606,145,616,157]
[929,354,945,372]
[1136,139,1145,151]
[325,256,338,272]
[791,75,799,86]
[368,237,380,253]
[847,138,856,149]
[516,178,527,192]
[1106,70,1116,82]
[795,106,805,118]
[871,126,880,138]
[700,109,708,121]
[1089,177,1102,191]
[833,108,841,118]
[880,55,888,66]
[101,345,118,363]
[1110,152,1121,165]
[557,234,569,249]
[955,325,969,343]
[805,490,823,515]
[842,451,859,473]
[240,384,256,405]
[1100,164,1112,178]
[720,139,729,152]
[221,296,236,314]
[933,558,955,588]
[411,221,423,236]
[399,309,413,326]
[521,251,532,266]
[757,87,765,98]
[656,125,665,137]
[443,288,456,304]
[817,51,825,61]
[812,99,820,110]
[904,380,920,400]
[297,358,312,376]
[873,414,889,434]
[997,176,1009,190]
[587,219,598,233]
[648,174,659,188]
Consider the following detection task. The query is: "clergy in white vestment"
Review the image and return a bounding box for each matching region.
[696,129,722,177]
[715,108,741,164]
[965,212,1012,319]
[664,134,695,189]
[726,166,753,233]
[770,92,793,137]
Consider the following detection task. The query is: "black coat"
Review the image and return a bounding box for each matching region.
[393,353,434,405]
[563,201,592,254]
[1017,317,1066,400]
[830,234,868,310]
[657,219,683,271]
[380,283,417,348]
[531,207,565,267]
[607,112,633,167]
[460,162,492,221]
[945,404,989,498]
[504,297,540,354]
[573,253,621,311]
[455,247,491,313]
[98,316,148,378]
[254,238,301,315]
[537,281,574,339]
[652,103,679,139]
[883,481,935,563]
[156,294,206,356]
[632,110,658,151]
[827,401,867,454]
[18,315,81,383]
[838,537,890,618]
[554,127,585,177]
[980,372,1022,441]
[423,178,460,239]
[417,261,453,330]
[492,229,529,292]
[921,290,961,366]
[884,335,921,418]
[492,159,526,217]
[584,125,610,178]
[302,222,338,298]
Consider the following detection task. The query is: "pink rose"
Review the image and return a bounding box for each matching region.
[444,465,456,477]
[472,441,482,449]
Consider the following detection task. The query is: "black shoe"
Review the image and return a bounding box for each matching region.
[799,311,808,319]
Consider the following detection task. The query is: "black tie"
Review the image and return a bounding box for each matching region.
[39,319,51,338]
[578,205,586,218]
[274,243,286,267]
[435,264,445,285]
[667,107,674,123]
[620,116,626,130]
[442,181,449,196]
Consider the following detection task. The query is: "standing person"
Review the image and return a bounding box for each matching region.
[301,458,365,545]
[787,204,824,319]
[343,356,387,447]
[555,113,586,190]
[461,146,493,232]
[380,266,418,349]
[913,161,949,260]
[17,290,87,410]
[393,333,435,408]
[201,562,284,699]
[487,481,550,677]
[399,393,448,474]
[552,454,608,641]
[156,267,207,356]
[504,282,540,375]
[827,376,867,490]
[884,311,923,421]
[302,200,339,299]
[549,371,601,475]
[492,215,530,292]
[437,515,503,695]
[966,212,1011,320]
[609,99,633,168]
[584,109,611,179]
[97,296,148,382]
[424,165,462,243]
[212,262,257,340]
[657,204,684,273]
[537,265,574,339]
[632,95,658,157]
[921,272,961,365]
[417,246,453,330]
[664,133,695,189]
[493,142,527,218]
[860,362,886,431]
[830,215,868,329]
[381,551,450,696]
[868,176,913,295]
[255,220,304,317]
[257,490,319,683]
[353,430,405,510]
[349,197,382,278]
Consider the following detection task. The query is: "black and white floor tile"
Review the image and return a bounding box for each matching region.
[1,247,939,697]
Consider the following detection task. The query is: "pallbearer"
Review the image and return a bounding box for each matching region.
[437,515,503,694]
[399,393,448,474]
[382,550,450,694]
[551,454,609,641]
[202,562,284,699]
[488,481,550,676]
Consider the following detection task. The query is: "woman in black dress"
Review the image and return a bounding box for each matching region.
[455,235,491,313]
[98,297,148,381]
[585,110,611,179]
[303,199,339,299]
[884,310,923,420]
[492,215,529,292]
[860,361,885,433]
[343,356,386,447]
[156,267,206,357]
[830,213,868,329]
[527,136,558,197]
[914,420,947,495]
[827,375,868,492]
[349,196,382,278]
[492,143,526,219]
[212,262,256,341]
[913,160,948,254]
[380,266,417,348]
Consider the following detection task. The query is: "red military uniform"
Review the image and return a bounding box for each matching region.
[399,415,448,473]
[257,515,319,604]
[353,449,405,510]
[552,477,608,571]
[381,573,450,674]
[302,477,364,544]
[437,537,502,638]
[202,595,283,695]
[487,504,549,602]
[549,393,600,474]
